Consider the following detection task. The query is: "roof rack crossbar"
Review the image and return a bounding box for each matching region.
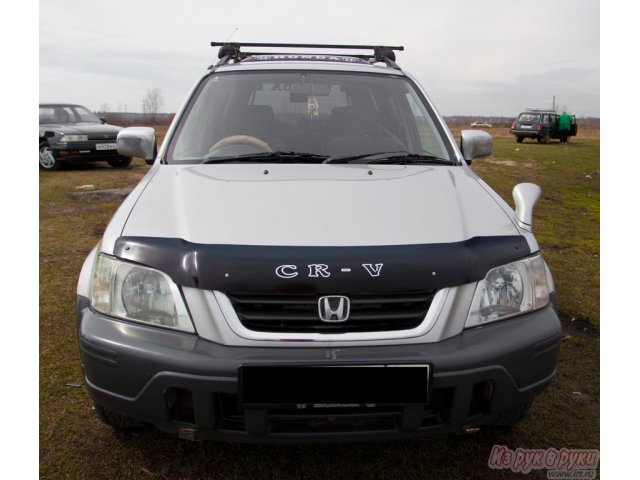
[210,42,403,50]
[241,51,376,60]
[210,42,404,69]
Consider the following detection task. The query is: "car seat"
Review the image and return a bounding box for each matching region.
[226,105,283,149]
[324,107,402,156]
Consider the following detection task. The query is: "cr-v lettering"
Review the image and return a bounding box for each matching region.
[275,263,384,279]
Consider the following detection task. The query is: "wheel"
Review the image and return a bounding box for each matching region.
[489,401,532,427]
[107,157,132,168]
[93,403,143,429]
[539,133,550,144]
[516,136,524,143]
[39,141,62,171]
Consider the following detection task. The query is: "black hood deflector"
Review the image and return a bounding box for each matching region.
[113,236,531,294]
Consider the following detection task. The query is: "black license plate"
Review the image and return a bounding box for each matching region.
[239,364,430,406]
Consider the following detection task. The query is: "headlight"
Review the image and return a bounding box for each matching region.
[465,254,550,328]
[90,254,194,332]
[60,134,88,142]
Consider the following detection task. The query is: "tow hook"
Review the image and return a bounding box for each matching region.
[177,425,197,441]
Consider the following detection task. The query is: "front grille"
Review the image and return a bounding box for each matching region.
[228,291,436,333]
[87,133,117,140]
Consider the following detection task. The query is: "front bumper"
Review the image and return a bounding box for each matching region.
[51,141,128,162]
[510,129,542,137]
[77,296,561,443]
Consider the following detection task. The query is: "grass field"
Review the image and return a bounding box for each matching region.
[39,127,599,479]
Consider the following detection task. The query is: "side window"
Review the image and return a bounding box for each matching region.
[62,107,75,122]
[404,92,446,156]
[39,107,56,123]
[542,114,549,123]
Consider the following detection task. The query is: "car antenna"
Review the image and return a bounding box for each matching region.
[222,27,238,46]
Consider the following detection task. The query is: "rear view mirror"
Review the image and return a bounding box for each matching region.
[289,92,307,103]
[117,127,157,165]
[460,130,492,164]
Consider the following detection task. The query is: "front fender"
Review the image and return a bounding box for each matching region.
[77,244,99,298]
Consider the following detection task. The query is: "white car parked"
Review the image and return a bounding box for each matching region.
[77,43,560,442]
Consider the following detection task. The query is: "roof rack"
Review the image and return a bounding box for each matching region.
[210,42,404,70]
[525,108,556,113]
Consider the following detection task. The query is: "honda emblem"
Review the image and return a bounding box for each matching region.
[318,296,350,322]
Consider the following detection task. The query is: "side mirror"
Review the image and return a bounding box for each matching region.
[460,130,492,164]
[99,117,107,124]
[512,183,541,230]
[117,127,157,165]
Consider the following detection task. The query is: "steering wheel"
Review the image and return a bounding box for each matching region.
[357,117,408,150]
[209,135,272,154]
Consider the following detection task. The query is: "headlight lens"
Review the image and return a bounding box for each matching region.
[465,254,550,328]
[90,254,194,332]
[60,134,88,142]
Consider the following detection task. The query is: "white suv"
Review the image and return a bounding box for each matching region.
[77,43,560,442]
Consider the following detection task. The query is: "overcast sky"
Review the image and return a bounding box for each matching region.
[39,0,599,117]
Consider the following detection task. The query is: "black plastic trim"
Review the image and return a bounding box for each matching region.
[113,235,531,294]
[77,298,561,442]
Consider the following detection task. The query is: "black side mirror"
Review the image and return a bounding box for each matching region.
[146,143,158,165]
[99,117,107,124]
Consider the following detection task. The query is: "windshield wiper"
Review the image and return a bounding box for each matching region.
[323,151,454,165]
[202,151,328,164]
[325,151,454,165]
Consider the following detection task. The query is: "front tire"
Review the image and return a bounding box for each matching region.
[39,141,62,171]
[538,133,551,144]
[107,157,132,168]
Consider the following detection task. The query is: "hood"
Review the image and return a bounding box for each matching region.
[40,122,122,135]
[121,164,518,246]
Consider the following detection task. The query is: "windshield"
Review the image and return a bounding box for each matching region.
[74,106,100,123]
[517,113,540,123]
[167,71,453,163]
[39,105,100,124]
